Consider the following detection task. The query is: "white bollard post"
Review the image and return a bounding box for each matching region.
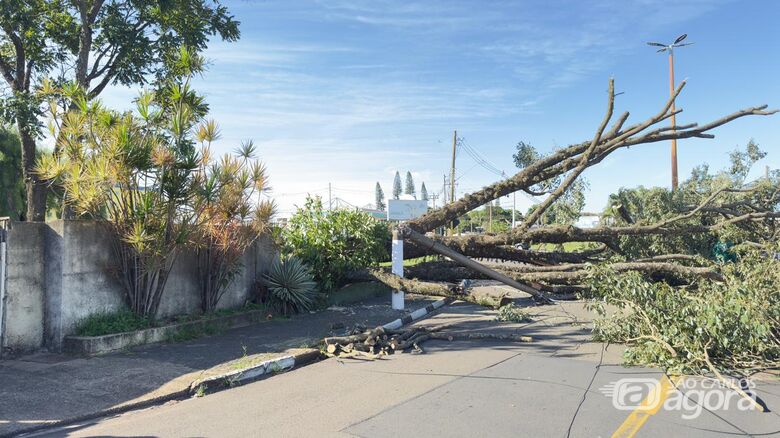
[391,229,404,310]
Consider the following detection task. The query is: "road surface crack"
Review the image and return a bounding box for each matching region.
[566,343,604,438]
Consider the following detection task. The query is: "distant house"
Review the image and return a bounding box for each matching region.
[361,207,387,220]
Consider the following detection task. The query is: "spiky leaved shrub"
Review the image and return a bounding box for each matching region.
[191,135,275,313]
[264,256,318,315]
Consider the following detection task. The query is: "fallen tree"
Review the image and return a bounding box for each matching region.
[349,268,512,308]
[355,78,779,392]
[397,260,725,285]
[406,80,776,235]
[378,79,777,298]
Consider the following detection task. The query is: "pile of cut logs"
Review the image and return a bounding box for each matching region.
[322,323,532,359]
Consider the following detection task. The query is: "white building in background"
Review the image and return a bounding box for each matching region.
[576,214,602,229]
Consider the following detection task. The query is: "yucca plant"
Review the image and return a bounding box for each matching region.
[36,49,206,319]
[192,130,276,312]
[264,256,318,315]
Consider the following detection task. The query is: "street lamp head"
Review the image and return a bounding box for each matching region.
[648,35,693,53]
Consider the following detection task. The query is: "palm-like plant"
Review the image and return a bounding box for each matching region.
[36,49,205,318]
[264,256,318,315]
[192,132,276,312]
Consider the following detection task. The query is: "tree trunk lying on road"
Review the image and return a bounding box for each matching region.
[349,269,511,308]
[398,260,724,287]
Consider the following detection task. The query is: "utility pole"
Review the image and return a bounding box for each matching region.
[450,130,457,204]
[668,50,678,190]
[512,191,516,228]
[328,182,332,211]
[648,34,692,191]
[449,130,457,235]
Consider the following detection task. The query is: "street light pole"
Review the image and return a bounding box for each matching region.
[668,47,678,190]
[648,34,692,191]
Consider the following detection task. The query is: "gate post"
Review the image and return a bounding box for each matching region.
[391,228,404,310]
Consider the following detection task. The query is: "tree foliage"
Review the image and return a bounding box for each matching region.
[36,51,205,318]
[282,196,389,292]
[404,171,415,198]
[191,134,275,313]
[0,0,240,220]
[604,140,779,259]
[392,171,401,199]
[456,204,513,234]
[375,182,385,211]
[0,127,24,219]
[586,244,780,375]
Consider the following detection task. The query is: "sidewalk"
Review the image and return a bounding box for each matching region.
[0,293,440,437]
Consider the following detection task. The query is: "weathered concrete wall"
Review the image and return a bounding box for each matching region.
[1,222,46,356]
[1,220,277,355]
[45,221,127,349]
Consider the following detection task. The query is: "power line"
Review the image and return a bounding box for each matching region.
[459,139,504,178]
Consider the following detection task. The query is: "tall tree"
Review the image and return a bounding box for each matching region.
[375,182,386,210]
[0,0,240,221]
[0,127,24,219]
[392,171,402,199]
[420,182,428,201]
[404,171,416,198]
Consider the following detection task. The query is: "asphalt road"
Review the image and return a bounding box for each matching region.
[30,299,780,438]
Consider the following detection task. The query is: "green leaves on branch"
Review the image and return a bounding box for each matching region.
[585,244,780,375]
[282,196,390,293]
[603,140,779,259]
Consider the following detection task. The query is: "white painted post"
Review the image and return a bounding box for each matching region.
[391,229,404,310]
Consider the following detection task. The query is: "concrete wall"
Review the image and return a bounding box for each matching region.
[1,222,46,356]
[0,220,277,356]
[45,221,127,349]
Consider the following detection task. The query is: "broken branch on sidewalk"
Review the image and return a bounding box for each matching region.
[322,324,533,359]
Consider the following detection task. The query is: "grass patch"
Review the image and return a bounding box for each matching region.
[74,303,269,338]
[75,310,152,336]
[165,321,226,343]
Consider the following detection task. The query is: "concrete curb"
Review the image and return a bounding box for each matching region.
[8,297,452,438]
[189,348,321,395]
[381,297,451,331]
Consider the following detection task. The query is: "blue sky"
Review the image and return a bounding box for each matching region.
[108,0,780,217]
